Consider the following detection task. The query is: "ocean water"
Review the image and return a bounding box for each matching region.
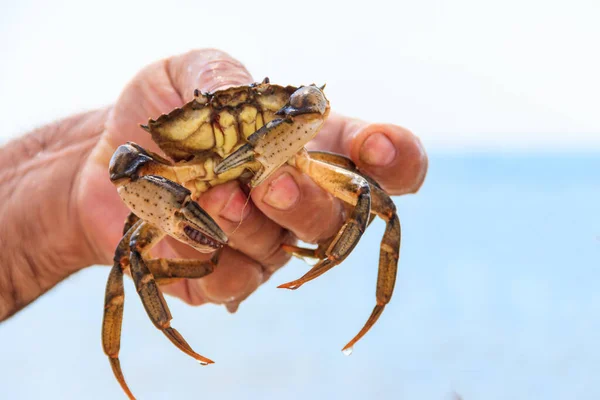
[0,153,598,399]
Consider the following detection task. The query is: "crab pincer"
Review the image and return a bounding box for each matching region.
[104,152,228,399]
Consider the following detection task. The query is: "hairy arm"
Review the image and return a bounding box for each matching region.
[0,109,108,320]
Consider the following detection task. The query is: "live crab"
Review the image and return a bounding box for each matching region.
[104,79,401,399]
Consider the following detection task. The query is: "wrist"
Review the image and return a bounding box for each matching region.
[0,107,110,320]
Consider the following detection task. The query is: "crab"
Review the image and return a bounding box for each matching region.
[104,79,401,399]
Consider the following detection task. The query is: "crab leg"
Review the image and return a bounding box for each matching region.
[109,142,212,187]
[109,160,226,371]
[342,195,399,353]
[147,251,220,286]
[282,151,382,261]
[102,216,143,400]
[283,151,401,352]
[123,212,141,232]
[306,150,358,171]
[281,243,328,262]
[103,214,222,399]
[278,154,372,290]
[309,151,381,189]
[128,221,215,365]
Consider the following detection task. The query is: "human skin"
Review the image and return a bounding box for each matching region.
[0,49,428,321]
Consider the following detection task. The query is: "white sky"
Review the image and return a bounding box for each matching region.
[0,0,598,150]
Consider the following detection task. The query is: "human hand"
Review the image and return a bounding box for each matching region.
[0,49,427,320]
[77,49,428,312]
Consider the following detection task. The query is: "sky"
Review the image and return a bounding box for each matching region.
[0,0,598,150]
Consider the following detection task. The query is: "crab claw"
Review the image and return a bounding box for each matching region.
[179,199,228,251]
[214,143,256,175]
[109,142,173,184]
[114,174,227,253]
[275,85,328,117]
[109,143,155,183]
[216,86,330,188]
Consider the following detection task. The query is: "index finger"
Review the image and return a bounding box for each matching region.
[307,113,428,195]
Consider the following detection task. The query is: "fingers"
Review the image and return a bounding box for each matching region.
[195,181,292,271]
[155,179,296,309]
[249,165,346,244]
[308,113,428,195]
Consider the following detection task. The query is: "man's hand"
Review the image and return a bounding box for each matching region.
[0,49,427,320]
[78,48,427,311]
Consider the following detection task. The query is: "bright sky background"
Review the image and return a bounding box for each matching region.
[0,0,598,150]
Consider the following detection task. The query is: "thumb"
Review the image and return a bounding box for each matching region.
[167,49,254,98]
[103,49,254,156]
[82,49,254,262]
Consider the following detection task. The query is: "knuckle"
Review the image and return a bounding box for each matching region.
[185,282,207,306]
[260,230,295,270]
[260,243,291,272]
[294,197,343,243]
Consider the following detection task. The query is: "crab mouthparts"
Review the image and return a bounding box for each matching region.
[184,225,224,249]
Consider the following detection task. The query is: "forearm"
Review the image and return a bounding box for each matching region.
[0,108,109,321]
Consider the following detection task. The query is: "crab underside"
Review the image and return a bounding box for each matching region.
[103,79,401,399]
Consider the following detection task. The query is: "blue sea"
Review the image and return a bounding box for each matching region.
[1,153,598,399]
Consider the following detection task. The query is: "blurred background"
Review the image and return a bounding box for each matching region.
[0,0,598,399]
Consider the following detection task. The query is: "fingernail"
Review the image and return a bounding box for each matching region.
[359,133,397,167]
[219,186,252,223]
[263,172,300,210]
